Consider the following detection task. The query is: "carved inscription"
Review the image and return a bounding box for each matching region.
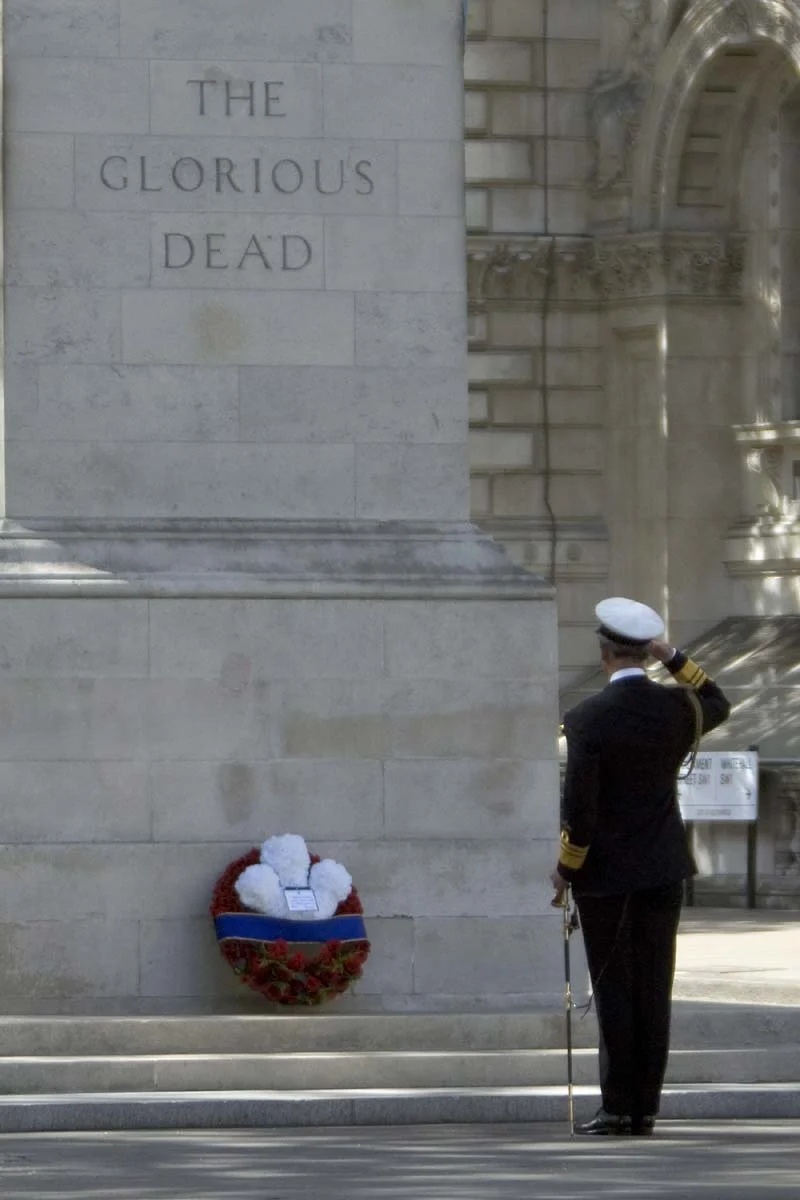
[163,232,313,272]
[101,155,374,198]
[98,76,378,278]
[187,79,287,118]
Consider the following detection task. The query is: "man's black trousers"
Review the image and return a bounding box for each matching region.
[576,881,683,1119]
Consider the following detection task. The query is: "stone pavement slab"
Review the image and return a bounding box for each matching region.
[674,908,800,1005]
[1,1122,799,1199]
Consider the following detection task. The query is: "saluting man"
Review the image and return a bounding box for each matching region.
[551,597,731,1136]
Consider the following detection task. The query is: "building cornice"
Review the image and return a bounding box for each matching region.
[467,233,746,303]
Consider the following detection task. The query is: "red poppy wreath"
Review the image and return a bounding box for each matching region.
[210,834,370,1007]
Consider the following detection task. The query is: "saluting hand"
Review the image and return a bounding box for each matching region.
[649,639,675,664]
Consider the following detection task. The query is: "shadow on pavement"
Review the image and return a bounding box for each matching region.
[1,1123,799,1200]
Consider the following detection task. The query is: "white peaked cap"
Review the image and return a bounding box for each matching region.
[595,596,665,646]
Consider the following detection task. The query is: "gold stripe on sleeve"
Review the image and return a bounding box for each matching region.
[674,658,709,690]
[559,830,589,871]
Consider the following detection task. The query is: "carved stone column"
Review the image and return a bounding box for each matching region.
[597,231,746,644]
[590,1,678,228]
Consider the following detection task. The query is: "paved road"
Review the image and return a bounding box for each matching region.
[1,1122,798,1200]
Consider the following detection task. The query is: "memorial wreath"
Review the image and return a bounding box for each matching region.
[210,834,370,1006]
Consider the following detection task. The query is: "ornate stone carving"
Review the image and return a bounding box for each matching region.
[590,1,660,190]
[561,243,603,301]
[466,242,551,302]
[467,240,591,302]
[594,239,662,298]
[733,423,800,522]
[689,0,798,46]
[725,0,753,38]
[664,1,692,40]
[762,446,786,517]
[466,235,747,303]
[754,0,799,49]
[664,236,746,295]
[645,0,800,225]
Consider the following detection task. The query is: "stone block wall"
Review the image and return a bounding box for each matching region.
[464,0,596,238]
[0,589,560,1010]
[465,0,608,682]
[4,0,469,524]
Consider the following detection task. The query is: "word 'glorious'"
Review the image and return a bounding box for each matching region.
[100,155,375,198]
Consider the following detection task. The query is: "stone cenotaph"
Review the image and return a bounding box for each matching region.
[0,0,560,1010]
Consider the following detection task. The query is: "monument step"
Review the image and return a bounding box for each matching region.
[669,1002,800,1049]
[0,1004,795,1058]
[0,1012,597,1056]
[0,1002,795,1056]
[0,1045,797,1094]
[0,1083,799,1133]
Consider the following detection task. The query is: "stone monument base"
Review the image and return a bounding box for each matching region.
[0,521,561,1010]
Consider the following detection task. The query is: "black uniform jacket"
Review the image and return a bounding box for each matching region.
[558,653,731,896]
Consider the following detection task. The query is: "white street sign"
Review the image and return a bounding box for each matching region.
[677,751,758,823]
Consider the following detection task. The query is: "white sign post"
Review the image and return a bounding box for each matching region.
[678,750,760,909]
[677,751,758,823]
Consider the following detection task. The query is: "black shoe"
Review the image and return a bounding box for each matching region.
[631,1115,656,1136]
[575,1109,632,1136]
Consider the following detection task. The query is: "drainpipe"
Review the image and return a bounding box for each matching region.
[542,0,558,584]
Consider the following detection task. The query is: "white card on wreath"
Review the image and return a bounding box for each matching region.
[284,887,319,913]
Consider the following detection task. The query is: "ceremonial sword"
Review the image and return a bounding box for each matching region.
[553,884,580,1136]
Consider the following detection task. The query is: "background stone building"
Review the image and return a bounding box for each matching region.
[464,0,800,902]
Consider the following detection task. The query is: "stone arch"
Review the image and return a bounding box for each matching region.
[664,0,692,43]
[631,0,800,231]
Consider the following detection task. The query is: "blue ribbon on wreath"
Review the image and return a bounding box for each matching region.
[215,912,368,945]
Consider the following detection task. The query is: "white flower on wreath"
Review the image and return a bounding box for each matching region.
[234,833,353,922]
